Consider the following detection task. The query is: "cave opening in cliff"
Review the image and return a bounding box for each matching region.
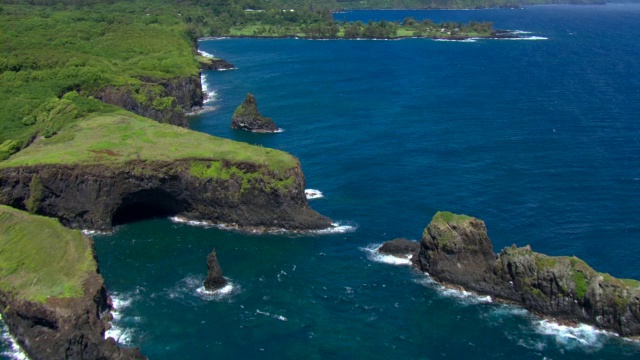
[112,189,184,226]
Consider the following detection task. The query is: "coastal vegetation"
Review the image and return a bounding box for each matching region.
[0,205,96,302]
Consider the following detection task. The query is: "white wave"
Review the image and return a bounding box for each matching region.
[0,315,28,360]
[509,30,533,34]
[105,292,137,345]
[414,274,492,304]
[309,222,357,235]
[361,243,413,266]
[305,189,324,200]
[434,38,477,43]
[82,229,111,236]
[166,274,239,302]
[500,36,548,41]
[534,319,615,351]
[185,105,219,116]
[197,49,215,58]
[170,216,356,235]
[200,73,217,104]
[256,309,288,322]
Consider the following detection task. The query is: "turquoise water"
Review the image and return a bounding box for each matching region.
[4,4,640,359]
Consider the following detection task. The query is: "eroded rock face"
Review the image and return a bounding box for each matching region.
[410,211,640,337]
[203,249,227,291]
[378,238,420,263]
[231,94,279,133]
[96,75,203,128]
[201,59,235,71]
[0,272,144,360]
[0,160,331,232]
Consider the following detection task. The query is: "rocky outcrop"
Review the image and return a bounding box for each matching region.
[0,159,331,232]
[200,58,235,71]
[231,94,279,133]
[378,238,420,264]
[203,249,227,291]
[96,75,203,128]
[385,211,640,337]
[0,269,144,360]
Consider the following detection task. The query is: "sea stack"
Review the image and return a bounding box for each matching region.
[231,93,279,132]
[203,248,227,291]
[379,211,640,337]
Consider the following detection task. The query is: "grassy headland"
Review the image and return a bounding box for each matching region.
[0,102,296,172]
[0,205,96,302]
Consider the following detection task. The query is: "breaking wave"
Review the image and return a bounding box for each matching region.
[361,243,413,266]
[166,274,240,303]
[414,274,493,305]
[105,291,139,346]
[170,216,356,235]
[305,189,324,200]
[0,315,27,360]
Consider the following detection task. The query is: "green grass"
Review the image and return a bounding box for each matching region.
[0,205,96,302]
[431,211,474,225]
[0,104,297,173]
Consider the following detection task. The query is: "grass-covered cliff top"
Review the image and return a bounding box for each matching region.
[0,102,297,172]
[0,205,96,302]
[430,211,474,226]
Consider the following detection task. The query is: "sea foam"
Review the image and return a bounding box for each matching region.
[200,73,217,104]
[414,275,493,305]
[361,243,413,266]
[166,274,239,303]
[105,292,137,345]
[0,315,27,360]
[197,50,215,58]
[534,320,616,351]
[305,189,324,200]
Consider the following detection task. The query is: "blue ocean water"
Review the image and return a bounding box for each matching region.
[4,4,640,360]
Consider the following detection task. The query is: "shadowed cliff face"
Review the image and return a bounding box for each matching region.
[381,211,640,337]
[0,160,330,231]
[96,75,203,127]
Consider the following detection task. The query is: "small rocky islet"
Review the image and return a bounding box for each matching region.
[231,93,280,133]
[377,211,640,337]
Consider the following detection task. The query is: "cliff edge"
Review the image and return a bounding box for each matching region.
[0,112,330,231]
[0,205,144,359]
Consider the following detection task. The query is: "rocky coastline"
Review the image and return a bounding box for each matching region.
[378,211,640,337]
[0,159,330,232]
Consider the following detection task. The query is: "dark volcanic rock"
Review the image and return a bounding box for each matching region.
[378,238,420,263]
[231,94,279,133]
[96,75,203,127]
[0,272,145,360]
[200,58,235,71]
[415,211,640,337]
[0,160,331,232]
[203,249,227,291]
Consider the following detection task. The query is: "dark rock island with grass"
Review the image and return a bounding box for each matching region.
[379,211,640,337]
[231,93,279,133]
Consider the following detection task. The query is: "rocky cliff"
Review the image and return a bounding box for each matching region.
[0,275,144,360]
[200,58,235,71]
[383,211,640,337]
[96,75,203,128]
[0,206,144,359]
[0,159,330,231]
[231,93,279,132]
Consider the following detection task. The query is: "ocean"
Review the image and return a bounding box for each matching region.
[3,4,640,359]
